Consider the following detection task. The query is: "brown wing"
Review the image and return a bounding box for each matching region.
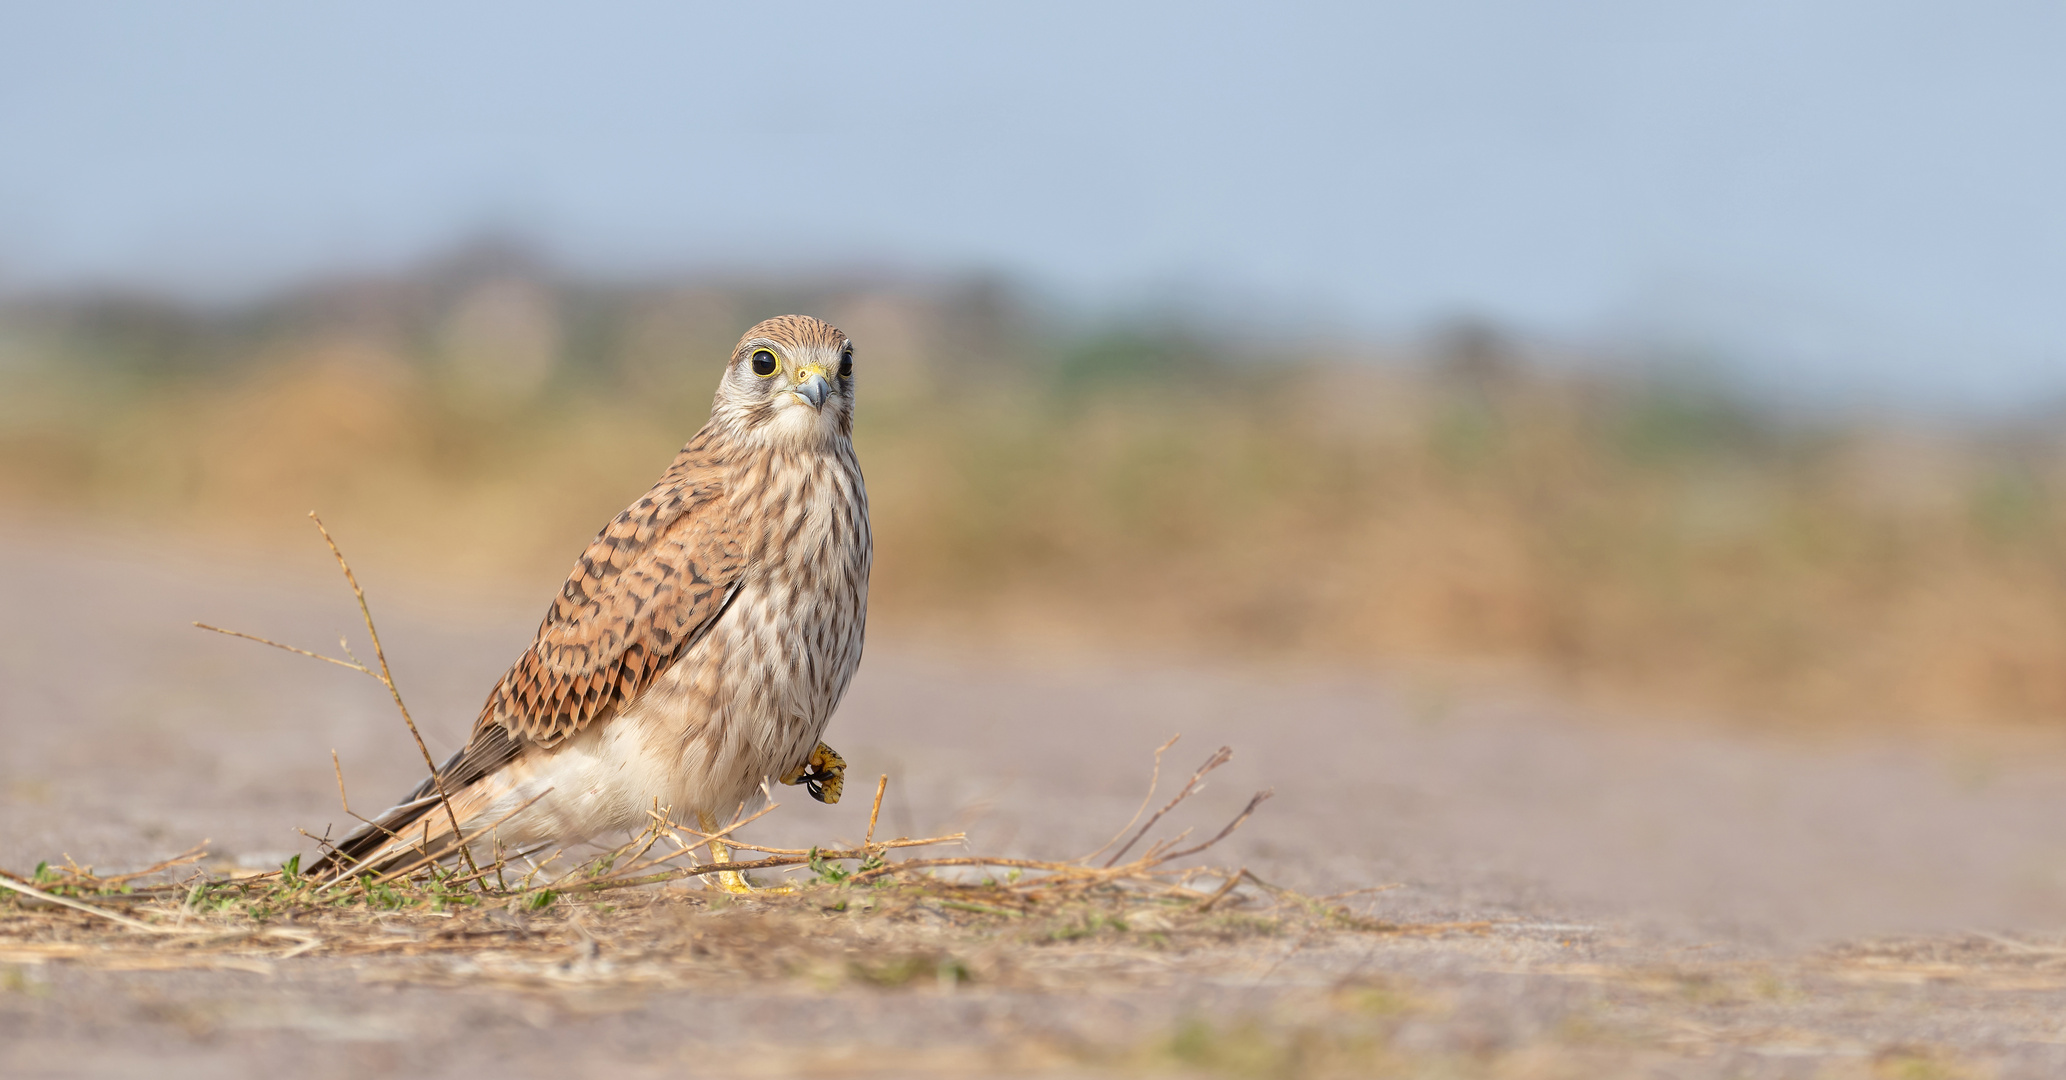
[476,449,745,748]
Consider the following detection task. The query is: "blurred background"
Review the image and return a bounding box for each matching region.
[5,1,2066,732]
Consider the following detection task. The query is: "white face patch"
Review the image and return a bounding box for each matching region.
[761,391,839,442]
[713,336,851,447]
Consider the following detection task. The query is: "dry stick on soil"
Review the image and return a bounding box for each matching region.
[1194,868,1249,912]
[307,512,479,880]
[295,827,340,860]
[844,856,1104,885]
[327,750,399,837]
[865,773,889,853]
[568,779,959,894]
[642,800,786,862]
[613,800,672,871]
[1155,788,1272,862]
[848,745,1265,890]
[598,805,963,889]
[631,829,959,862]
[5,851,218,907]
[0,844,213,903]
[851,801,1260,889]
[1103,745,1233,868]
[439,842,557,892]
[632,776,958,865]
[428,834,562,893]
[0,872,177,935]
[92,844,211,887]
[1079,734,1179,865]
[556,814,689,889]
[563,836,969,895]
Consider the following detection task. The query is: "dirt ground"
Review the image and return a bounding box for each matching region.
[8,515,2066,1078]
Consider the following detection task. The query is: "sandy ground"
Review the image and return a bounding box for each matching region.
[8,516,2066,1077]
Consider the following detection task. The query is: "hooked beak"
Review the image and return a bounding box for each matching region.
[792,366,832,410]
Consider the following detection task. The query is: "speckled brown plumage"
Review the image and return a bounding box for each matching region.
[310,315,870,879]
[483,442,744,747]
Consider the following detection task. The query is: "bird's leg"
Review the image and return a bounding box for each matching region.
[779,742,846,804]
[693,743,843,895]
[696,810,794,895]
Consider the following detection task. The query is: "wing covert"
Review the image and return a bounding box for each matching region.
[476,459,744,747]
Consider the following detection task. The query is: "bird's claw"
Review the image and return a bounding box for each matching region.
[780,742,846,804]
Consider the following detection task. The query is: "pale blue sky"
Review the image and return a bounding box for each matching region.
[2,2,2063,406]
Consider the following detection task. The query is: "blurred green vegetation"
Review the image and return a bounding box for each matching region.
[4,258,2066,729]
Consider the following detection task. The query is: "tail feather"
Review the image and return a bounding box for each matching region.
[308,731,526,881]
[305,792,453,881]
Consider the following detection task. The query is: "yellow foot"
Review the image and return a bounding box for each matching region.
[698,811,797,895]
[709,870,796,895]
[778,742,846,804]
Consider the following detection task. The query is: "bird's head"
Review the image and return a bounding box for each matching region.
[711,314,855,445]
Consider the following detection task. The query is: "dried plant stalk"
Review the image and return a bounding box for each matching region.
[307,512,478,879]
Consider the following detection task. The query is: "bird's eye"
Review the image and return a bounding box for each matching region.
[838,347,853,378]
[750,349,778,377]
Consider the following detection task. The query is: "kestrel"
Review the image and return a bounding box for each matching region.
[309,315,869,889]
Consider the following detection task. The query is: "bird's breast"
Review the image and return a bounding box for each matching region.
[710,446,870,718]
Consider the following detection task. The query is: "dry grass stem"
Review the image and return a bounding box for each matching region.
[307,511,479,879]
[0,871,176,934]
[95,845,210,886]
[190,623,370,674]
[865,773,889,851]
[643,800,786,861]
[1080,733,1179,865]
[1102,744,1233,868]
[1193,868,1249,912]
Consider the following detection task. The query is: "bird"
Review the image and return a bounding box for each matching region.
[307,315,869,891]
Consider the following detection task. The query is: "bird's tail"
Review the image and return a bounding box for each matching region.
[306,728,531,883]
[305,773,490,883]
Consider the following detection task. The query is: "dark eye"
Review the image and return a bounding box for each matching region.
[838,347,853,378]
[750,349,778,377]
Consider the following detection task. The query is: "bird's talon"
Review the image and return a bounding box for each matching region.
[780,742,846,804]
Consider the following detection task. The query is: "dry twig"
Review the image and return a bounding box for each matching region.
[1104,745,1233,868]
[1080,734,1179,864]
[0,872,175,934]
[307,512,478,879]
[865,773,889,853]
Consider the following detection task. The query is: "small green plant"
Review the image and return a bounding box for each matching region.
[807,847,851,885]
[362,877,411,911]
[181,881,240,913]
[806,847,886,886]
